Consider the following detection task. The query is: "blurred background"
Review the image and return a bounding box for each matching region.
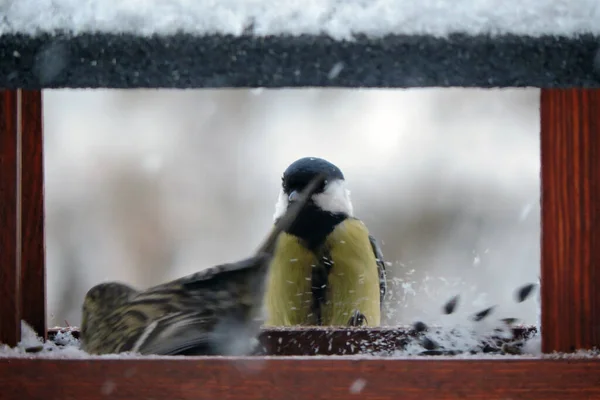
[43,88,541,328]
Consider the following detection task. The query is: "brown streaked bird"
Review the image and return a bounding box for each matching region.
[80,173,326,356]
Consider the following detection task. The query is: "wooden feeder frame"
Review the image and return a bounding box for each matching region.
[1,31,600,399]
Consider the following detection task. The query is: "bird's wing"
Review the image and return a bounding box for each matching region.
[168,172,331,290]
[90,284,217,356]
[174,254,271,290]
[82,256,266,356]
[368,234,388,308]
[129,298,261,356]
[131,311,216,355]
[124,256,272,356]
[82,174,329,355]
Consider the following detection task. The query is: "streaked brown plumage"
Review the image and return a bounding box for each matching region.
[80,173,326,355]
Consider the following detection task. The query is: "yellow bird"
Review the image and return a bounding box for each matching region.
[264,157,387,327]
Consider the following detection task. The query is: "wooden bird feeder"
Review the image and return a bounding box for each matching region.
[1,7,600,399]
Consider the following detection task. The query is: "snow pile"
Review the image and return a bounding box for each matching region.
[378,279,543,356]
[0,321,88,359]
[0,0,598,39]
[0,322,155,359]
[393,323,538,357]
[544,349,600,359]
[382,275,543,354]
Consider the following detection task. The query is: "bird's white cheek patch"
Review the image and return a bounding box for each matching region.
[273,188,289,221]
[273,179,354,220]
[314,180,354,216]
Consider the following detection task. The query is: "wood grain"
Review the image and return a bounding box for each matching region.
[0,90,20,347]
[19,90,46,339]
[1,358,600,400]
[48,325,538,356]
[541,89,600,353]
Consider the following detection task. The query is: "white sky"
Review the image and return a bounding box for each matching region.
[42,88,541,331]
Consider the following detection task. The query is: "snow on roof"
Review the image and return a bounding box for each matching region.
[1,0,599,40]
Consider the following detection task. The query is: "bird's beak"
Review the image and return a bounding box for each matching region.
[288,190,300,203]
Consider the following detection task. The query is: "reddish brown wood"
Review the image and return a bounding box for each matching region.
[541,89,600,353]
[0,90,20,347]
[48,325,538,356]
[1,358,600,399]
[19,90,46,339]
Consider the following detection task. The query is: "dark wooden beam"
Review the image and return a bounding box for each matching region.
[541,89,600,353]
[0,90,20,347]
[1,34,600,88]
[1,358,600,400]
[19,90,45,340]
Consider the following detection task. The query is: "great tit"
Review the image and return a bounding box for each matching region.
[80,173,326,355]
[264,157,387,327]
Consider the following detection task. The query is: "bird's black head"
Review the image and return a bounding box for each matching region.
[281,157,345,197]
[275,157,352,249]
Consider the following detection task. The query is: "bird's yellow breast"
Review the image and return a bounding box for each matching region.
[263,232,318,326]
[264,218,381,327]
[321,218,381,326]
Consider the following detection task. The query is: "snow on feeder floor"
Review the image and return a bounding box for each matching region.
[2,282,545,358]
[6,323,600,360]
[0,321,547,359]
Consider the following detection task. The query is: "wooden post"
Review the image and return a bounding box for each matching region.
[19,91,46,340]
[0,90,45,347]
[0,90,20,346]
[541,89,600,353]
